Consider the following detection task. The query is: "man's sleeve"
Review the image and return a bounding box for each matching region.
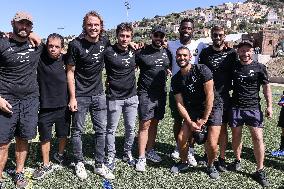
[66,41,78,66]
[200,65,213,83]
[259,64,269,85]
[171,74,182,95]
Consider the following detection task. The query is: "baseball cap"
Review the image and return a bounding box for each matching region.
[152,26,166,34]
[13,11,33,23]
[238,40,253,48]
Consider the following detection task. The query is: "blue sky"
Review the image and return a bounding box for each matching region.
[1,0,244,37]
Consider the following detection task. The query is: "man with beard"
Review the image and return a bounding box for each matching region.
[66,11,114,180]
[0,11,43,188]
[135,26,172,172]
[104,23,138,171]
[170,46,214,173]
[198,25,238,178]
[230,40,272,187]
[168,18,207,165]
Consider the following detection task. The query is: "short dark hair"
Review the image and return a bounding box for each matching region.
[46,33,64,48]
[116,22,133,36]
[180,18,194,28]
[82,11,104,35]
[211,25,225,35]
[176,46,190,54]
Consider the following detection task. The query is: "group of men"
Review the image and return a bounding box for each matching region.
[0,10,273,188]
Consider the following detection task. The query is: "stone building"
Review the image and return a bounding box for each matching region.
[242,29,284,56]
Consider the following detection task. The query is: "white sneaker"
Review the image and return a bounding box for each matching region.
[171,146,180,159]
[94,164,115,180]
[75,162,88,180]
[135,157,146,172]
[146,149,162,163]
[188,148,197,167]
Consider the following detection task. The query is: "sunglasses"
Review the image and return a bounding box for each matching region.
[212,33,224,38]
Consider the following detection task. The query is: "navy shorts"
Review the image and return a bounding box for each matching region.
[38,106,71,142]
[0,97,39,143]
[138,93,166,121]
[169,91,183,123]
[229,108,263,128]
[278,107,284,128]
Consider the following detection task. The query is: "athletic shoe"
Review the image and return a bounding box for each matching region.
[122,153,136,166]
[105,156,116,170]
[171,161,189,173]
[0,180,4,189]
[278,96,284,106]
[75,162,87,180]
[170,146,180,159]
[216,157,227,172]
[94,164,115,180]
[231,159,241,171]
[207,165,220,179]
[14,172,28,189]
[188,148,197,167]
[53,152,65,165]
[146,149,162,163]
[252,169,269,187]
[271,149,284,157]
[32,163,54,180]
[135,157,146,172]
[198,153,208,166]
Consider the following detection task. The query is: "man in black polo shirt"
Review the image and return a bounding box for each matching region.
[135,26,172,172]
[230,40,272,187]
[0,11,43,188]
[66,11,114,180]
[104,23,138,171]
[32,33,70,180]
[198,25,238,178]
[170,46,214,174]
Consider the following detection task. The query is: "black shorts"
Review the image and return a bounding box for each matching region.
[0,97,39,143]
[138,93,166,121]
[38,106,71,142]
[169,91,183,123]
[207,107,223,126]
[278,107,284,128]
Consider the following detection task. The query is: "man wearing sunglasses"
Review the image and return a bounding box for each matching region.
[168,18,207,166]
[198,25,238,179]
[135,26,172,172]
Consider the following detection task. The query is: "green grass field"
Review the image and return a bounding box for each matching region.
[3,86,284,189]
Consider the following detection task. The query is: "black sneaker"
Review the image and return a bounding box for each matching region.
[53,152,65,165]
[216,157,227,172]
[0,180,4,189]
[32,163,54,180]
[231,159,241,171]
[253,169,269,187]
[198,154,208,166]
[14,172,28,189]
[207,165,220,179]
[170,161,189,173]
[122,153,136,166]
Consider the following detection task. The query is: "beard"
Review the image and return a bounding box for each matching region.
[213,40,224,48]
[152,39,163,48]
[13,27,30,39]
[177,60,190,68]
[180,33,193,42]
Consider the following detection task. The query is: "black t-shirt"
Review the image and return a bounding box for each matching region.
[199,46,237,102]
[231,60,269,110]
[37,48,68,108]
[171,64,213,111]
[104,44,136,100]
[66,36,110,97]
[136,45,172,97]
[0,38,43,100]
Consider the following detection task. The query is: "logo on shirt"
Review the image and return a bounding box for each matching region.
[122,57,131,67]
